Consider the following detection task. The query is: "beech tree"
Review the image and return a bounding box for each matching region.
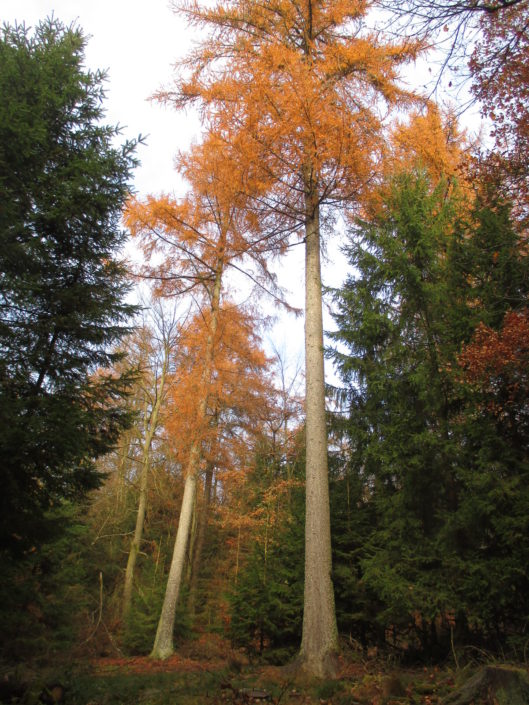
[470,0,529,216]
[0,19,138,553]
[122,304,180,622]
[156,0,422,676]
[459,308,529,442]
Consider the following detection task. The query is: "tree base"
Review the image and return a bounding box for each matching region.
[287,649,340,680]
[149,644,174,660]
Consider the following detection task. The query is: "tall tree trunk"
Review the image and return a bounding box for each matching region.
[123,349,169,622]
[187,465,214,619]
[299,186,339,678]
[151,255,224,659]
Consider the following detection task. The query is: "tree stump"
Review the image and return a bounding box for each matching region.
[442,665,529,705]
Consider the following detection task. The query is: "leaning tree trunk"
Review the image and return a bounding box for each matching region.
[122,347,168,622]
[298,186,339,678]
[187,464,214,619]
[122,403,151,622]
[151,257,224,659]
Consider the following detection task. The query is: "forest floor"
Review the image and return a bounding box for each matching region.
[1,635,462,705]
[81,653,452,705]
[4,635,527,705]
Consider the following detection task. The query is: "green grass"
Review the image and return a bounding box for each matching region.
[62,669,227,705]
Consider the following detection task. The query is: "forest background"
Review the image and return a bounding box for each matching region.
[1,0,529,700]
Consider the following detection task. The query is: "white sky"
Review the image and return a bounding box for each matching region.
[1,0,195,196]
[1,0,311,372]
[2,2,474,387]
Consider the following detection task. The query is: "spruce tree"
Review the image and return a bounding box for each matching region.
[331,169,529,656]
[0,19,139,553]
[229,436,305,661]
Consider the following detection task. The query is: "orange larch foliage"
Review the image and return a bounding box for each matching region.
[390,105,468,184]
[363,104,473,218]
[125,130,288,659]
[164,302,273,478]
[158,0,424,224]
[124,132,286,304]
[155,0,425,675]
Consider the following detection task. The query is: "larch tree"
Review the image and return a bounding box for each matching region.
[156,0,422,676]
[165,303,273,622]
[124,133,284,658]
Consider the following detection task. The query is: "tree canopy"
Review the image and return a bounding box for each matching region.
[329,160,529,656]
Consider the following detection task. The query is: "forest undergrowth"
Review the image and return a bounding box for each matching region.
[2,633,528,705]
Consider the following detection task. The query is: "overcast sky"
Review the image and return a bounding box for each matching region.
[1,0,310,373]
[2,0,199,195]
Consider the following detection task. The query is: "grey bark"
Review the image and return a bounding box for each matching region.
[151,253,224,659]
[298,184,339,678]
[121,401,151,622]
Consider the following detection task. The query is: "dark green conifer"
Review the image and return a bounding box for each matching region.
[0,18,139,553]
[228,436,304,661]
[330,169,529,656]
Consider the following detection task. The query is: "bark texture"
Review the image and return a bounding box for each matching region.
[298,194,339,678]
[151,469,198,658]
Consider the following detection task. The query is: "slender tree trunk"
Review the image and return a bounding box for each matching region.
[116,429,134,511]
[122,415,150,622]
[298,185,339,678]
[151,469,198,658]
[151,255,224,659]
[123,350,169,622]
[185,492,198,585]
[122,412,151,622]
[187,465,214,619]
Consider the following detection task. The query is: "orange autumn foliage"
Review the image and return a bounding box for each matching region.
[363,104,473,218]
[164,303,273,477]
[158,0,424,225]
[390,105,469,184]
[470,0,529,218]
[139,1,427,672]
[459,308,529,421]
[156,2,425,674]
[124,132,286,305]
[126,129,290,659]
